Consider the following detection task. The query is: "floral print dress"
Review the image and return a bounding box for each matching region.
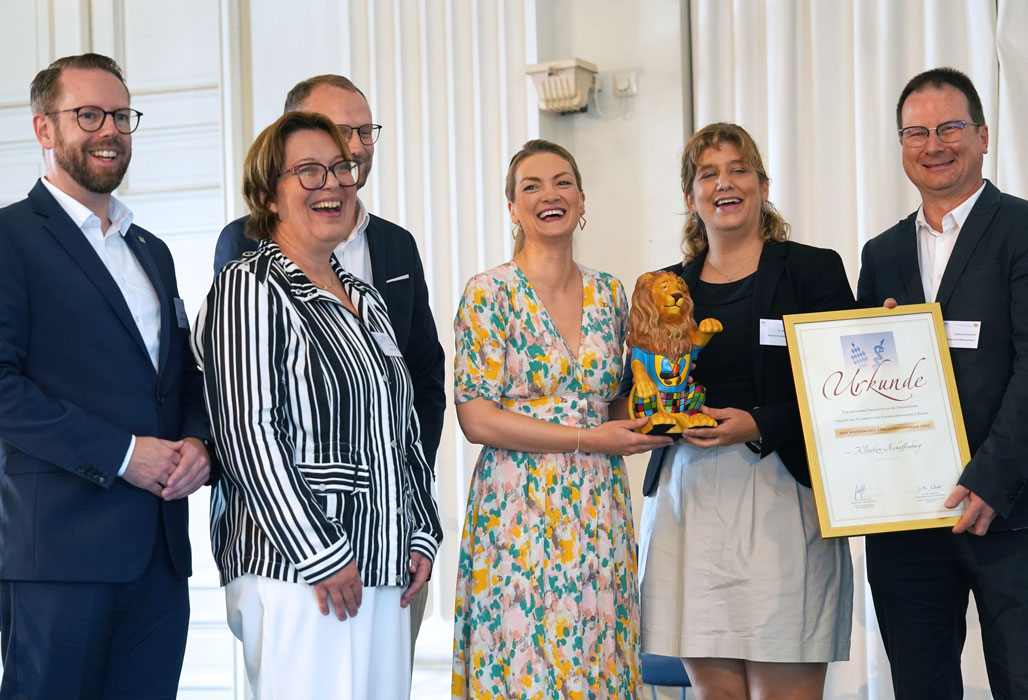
[451,261,641,700]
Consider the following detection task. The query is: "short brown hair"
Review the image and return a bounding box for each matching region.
[283,74,366,113]
[680,122,789,261]
[504,139,583,255]
[30,53,129,115]
[896,67,985,130]
[242,111,352,241]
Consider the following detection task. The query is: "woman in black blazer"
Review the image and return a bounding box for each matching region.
[636,123,855,699]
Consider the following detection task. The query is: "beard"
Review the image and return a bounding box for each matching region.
[52,122,131,194]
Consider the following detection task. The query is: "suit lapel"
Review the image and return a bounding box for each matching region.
[894,213,926,305]
[124,228,171,376]
[751,243,786,392]
[935,181,999,308]
[29,182,152,363]
[365,215,389,298]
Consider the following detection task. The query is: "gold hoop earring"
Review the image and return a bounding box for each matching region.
[578,215,587,231]
[511,222,523,240]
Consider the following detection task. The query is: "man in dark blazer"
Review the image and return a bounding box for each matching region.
[212,74,445,658]
[857,67,1028,700]
[0,54,211,699]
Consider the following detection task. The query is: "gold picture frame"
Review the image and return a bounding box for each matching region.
[784,303,971,537]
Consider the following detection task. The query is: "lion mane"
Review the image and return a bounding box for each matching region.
[626,270,697,359]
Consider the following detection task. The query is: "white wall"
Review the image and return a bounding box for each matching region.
[532,0,689,528]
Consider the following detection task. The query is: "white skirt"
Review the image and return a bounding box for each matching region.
[638,442,852,663]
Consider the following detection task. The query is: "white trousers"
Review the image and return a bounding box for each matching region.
[225,574,411,700]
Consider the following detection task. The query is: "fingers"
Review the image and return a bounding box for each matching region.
[402,554,432,607]
[401,575,426,608]
[341,583,361,617]
[330,586,348,620]
[944,484,970,509]
[162,450,211,500]
[316,585,330,616]
[883,298,898,309]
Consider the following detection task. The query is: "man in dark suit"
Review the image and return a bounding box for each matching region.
[857,67,1028,700]
[0,54,211,699]
[213,74,445,658]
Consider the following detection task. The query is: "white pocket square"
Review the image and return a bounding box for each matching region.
[386,274,410,283]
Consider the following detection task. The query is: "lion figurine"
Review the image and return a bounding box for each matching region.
[626,270,723,435]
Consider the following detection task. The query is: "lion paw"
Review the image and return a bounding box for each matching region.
[680,413,717,429]
[698,318,723,334]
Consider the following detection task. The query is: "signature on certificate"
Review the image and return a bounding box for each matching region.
[854,483,868,500]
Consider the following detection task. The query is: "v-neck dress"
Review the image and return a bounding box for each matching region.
[451,261,641,699]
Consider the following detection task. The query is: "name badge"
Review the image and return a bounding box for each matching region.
[759,318,787,346]
[173,297,190,330]
[944,320,981,349]
[371,331,403,357]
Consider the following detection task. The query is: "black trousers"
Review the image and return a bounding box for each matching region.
[0,523,189,700]
[866,527,1028,700]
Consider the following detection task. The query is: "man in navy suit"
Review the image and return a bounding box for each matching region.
[213,75,446,660]
[0,53,211,699]
[857,67,1028,700]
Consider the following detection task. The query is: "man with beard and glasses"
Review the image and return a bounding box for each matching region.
[0,53,211,699]
[213,74,445,667]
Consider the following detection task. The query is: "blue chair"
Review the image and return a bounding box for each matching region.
[641,653,691,700]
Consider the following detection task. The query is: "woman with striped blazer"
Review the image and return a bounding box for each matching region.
[192,111,442,700]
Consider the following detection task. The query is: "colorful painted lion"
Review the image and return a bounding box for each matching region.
[627,270,722,434]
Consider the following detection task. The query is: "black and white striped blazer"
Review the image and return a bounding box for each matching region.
[192,241,442,587]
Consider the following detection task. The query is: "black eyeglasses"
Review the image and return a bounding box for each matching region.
[279,160,359,190]
[336,123,382,146]
[45,106,143,134]
[898,120,980,148]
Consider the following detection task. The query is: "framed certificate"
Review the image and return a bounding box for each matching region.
[783,304,971,537]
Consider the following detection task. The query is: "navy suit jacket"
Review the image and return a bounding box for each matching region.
[630,241,856,494]
[214,214,446,466]
[857,181,1028,530]
[0,180,209,582]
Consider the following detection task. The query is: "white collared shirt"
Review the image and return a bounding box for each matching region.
[41,177,162,476]
[333,197,373,285]
[916,180,987,302]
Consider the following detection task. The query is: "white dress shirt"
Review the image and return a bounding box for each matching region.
[916,180,987,302]
[334,197,373,285]
[41,177,161,474]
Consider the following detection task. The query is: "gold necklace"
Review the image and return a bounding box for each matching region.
[308,273,338,290]
[706,248,760,281]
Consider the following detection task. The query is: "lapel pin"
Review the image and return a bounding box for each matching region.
[137,235,145,243]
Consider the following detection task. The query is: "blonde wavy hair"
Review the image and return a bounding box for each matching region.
[680,122,790,262]
[627,271,697,359]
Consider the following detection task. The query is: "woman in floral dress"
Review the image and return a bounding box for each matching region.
[451,140,671,699]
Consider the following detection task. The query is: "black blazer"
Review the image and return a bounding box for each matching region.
[214,213,446,466]
[0,181,209,582]
[857,181,1028,530]
[633,240,855,495]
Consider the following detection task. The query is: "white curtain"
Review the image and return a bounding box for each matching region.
[689,1,1028,697]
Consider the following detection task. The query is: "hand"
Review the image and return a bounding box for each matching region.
[401,552,432,608]
[682,406,760,448]
[162,437,211,501]
[123,437,183,496]
[583,416,673,456]
[314,562,363,620]
[883,297,898,309]
[946,485,997,536]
